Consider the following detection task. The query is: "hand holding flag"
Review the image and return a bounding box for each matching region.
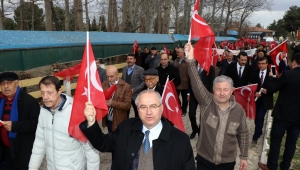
[68,33,108,143]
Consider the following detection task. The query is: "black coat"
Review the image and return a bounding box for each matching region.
[0,90,40,168]
[291,43,300,56]
[156,64,181,87]
[216,59,236,76]
[266,67,300,123]
[225,62,252,88]
[80,117,196,170]
[249,68,274,110]
[141,85,164,96]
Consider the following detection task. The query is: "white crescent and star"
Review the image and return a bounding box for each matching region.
[82,61,104,96]
[240,86,252,101]
[165,92,179,113]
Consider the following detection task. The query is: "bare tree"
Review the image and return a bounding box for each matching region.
[31,0,35,30]
[223,0,244,36]
[182,0,191,35]
[0,0,4,29]
[74,0,83,31]
[64,0,70,31]
[84,0,89,31]
[162,0,171,34]
[107,0,118,32]
[44,0,52,30]
[236,0,273,35]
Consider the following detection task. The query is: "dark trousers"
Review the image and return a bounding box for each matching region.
[2,146,27,170]
[176,89,188,113]
[196,155,235,170]
[106,119,113,133]
[267,118,300,170]
[253,100,267,140]
[188,92,199,133]
[127,99,138,118]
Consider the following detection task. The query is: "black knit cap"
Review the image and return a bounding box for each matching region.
[0,72,19,83]
[143,68,158,76]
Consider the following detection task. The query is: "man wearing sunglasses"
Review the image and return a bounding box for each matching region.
[141,68,163,95]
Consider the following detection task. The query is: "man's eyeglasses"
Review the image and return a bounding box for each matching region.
[138,104,161,111]
[144,76,157,82]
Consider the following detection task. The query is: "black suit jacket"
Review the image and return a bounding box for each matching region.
[216,59,236,76]
[249,68,273,110]
[80,117,196,170]
[156,64,181,87]
[266,67,300,123]
[225,62,252,88]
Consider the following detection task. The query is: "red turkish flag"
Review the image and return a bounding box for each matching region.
[212,48,219,66]
[162,44,170,56]
[54,63,81,81]
[269,41,288,72]
[104,84,117,100]
[162,78,185,132]
[190,0,215,75]
[68,40,108,143]
[233,84,258,120]
[269,41,277,50]
[132,39,138,54]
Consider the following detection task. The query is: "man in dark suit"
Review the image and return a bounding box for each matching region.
[258,53,300,170]
[216,51,236,75]
[156,53,181,87]
[141,68,164,95]
[249,57,274,144]
[188,63,215,139]
[225,51,252,87]
[122,54,145,117]
[135,47,147,69]
[80,90,196,170]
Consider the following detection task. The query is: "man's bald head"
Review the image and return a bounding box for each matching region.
[106,65,119,85]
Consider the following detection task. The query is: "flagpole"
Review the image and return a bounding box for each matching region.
[161,76,169,98]
[87,32,91,102]
[268,39,288,54]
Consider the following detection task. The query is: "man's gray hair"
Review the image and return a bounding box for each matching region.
[135,90,162,106]
[213,75,234,89]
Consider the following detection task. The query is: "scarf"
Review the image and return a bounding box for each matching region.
[0,86,20,139]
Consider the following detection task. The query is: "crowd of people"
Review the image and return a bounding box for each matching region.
[0,40,299,170]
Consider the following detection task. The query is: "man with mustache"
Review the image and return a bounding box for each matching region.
[122,54,145,117]
[0,72,40,170]
[225,51,253,88]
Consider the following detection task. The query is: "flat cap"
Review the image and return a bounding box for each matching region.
[143,68,158,76]
[0,72,19,83]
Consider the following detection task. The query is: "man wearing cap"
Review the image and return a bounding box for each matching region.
[142,68,164,95]
[0,72,40,169]
[145,47,160,69]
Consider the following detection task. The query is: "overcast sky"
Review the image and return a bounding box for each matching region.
[249,0,296,28]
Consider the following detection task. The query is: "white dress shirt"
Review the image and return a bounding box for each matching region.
[142,121,163,148]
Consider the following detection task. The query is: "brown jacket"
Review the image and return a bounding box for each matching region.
[102,79,132,131]
[174,58,189,90]
[187,58,249,164]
